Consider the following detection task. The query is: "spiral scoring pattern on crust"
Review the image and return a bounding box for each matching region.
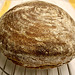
[0,1,75,55]
[0,1,75,68]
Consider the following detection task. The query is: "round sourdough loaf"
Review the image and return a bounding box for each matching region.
[0,1,75,69]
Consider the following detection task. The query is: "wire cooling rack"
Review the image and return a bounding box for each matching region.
[0,52,75,75]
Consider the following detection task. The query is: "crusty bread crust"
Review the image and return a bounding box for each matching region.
[0,1,75,69]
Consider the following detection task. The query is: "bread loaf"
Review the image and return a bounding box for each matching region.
[0,1,75,69]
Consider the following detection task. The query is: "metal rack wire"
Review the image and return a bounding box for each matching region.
[0,52,75,75]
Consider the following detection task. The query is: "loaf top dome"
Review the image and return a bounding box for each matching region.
[0,1,75,57]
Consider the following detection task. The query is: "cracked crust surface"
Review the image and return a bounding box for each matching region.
[0,1,75,69]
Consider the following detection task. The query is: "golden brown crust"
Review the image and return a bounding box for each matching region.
[6,54,72,69]
[0,1,75,68]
